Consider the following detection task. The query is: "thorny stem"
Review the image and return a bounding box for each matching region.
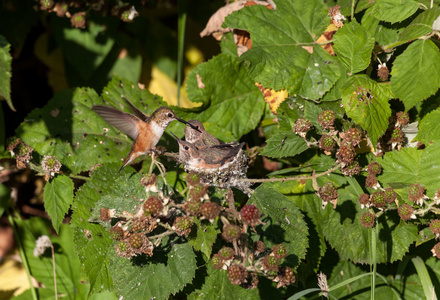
[239,164,341,183]
[28,161,89,181]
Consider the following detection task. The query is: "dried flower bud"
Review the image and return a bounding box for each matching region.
[367,162,382,176]
[377,63,389,81]
[408,183,426,206]
[398,204,415,221]
[358,193,370,208]
[384,188,397,203]
[360,212,375,228]
[41,155,62,177]
[34,235,52,257]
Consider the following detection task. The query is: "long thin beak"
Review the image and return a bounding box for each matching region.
[169,131,180,141]
[176,117,201,132]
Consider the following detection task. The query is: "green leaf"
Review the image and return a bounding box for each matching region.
[379,141,440,197]
[333,21,375,75]
[185,54,265,139]
[188,266,259,300]
[43,175,74,233]
[111,244,196,300]
[416,227,435,246]
[412,257,438,300]
[189,219,220,259]
[391,39,440,110]
[0,35,14,111]
[13,218,85,299]
[361,8,399,47]
[261,131,309,158]
[0,183,10,217]
[71,164,126,294]
[399,7,440,43]
[416,108,440,144]
[223,0,341,100]
[371,0,419,24]
[341,75,392,147]
[249,184,309,269]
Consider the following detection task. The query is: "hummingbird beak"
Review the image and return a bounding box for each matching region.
[169,131,181,142]
[176,118,201,133]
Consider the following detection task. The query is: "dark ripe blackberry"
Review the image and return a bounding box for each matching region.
[218,247,234,260]
[384,188,397,203]
[240,205,261,227]
[367,162,382,175]
[129,233,143,249]
[144,196,163,216]
[318,110,335,129]
[222,224,241,242]
[398,204,414,221]
[200,202,221,220]
[360,212,375,228]
[262,255,279,272]
[227,264,248,285]
[272,244,287,259]
[211,253,223,269]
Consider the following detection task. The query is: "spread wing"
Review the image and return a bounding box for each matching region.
[92,105,140,139]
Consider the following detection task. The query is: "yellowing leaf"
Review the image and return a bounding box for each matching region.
[255,82,288,114]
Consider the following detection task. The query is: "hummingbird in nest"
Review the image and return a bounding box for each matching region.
[170,132,245,170]
[184,120,224,149]
[92,98,199,172]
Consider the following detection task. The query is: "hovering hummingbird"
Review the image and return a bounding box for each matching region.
[184,120,224,149]
[92,99,197,172]
[170,132,244,169]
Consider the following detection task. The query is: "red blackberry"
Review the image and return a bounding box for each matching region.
[144,196,163,216]
[344,128,362,146]
[318,110,335,129]
[129,233,143,249]
[227,264,248,285]
[200,202,221,220]
[240,205,261,227]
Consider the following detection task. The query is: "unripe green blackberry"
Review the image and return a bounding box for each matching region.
[6,136,20,151]
[189,183,208,200]
[384,188,397,203]
[200,202,221,220]
[186,172,200,186]
[118,241,129,252]
[371,191,386,208]
[398,204,414,221]
[227,264,248,286]
[99,208,111,222]
[71,12,86,29]
[272,244,287,259]
[240,205,261,227]
[263,255,279,272]
[341,160,361,176]
[253,240,266,255]
[144,196,163,216]
[42,155,62,175]
[183,199,201,216]
[429,219,440,236]
[110,226,124,240]
[129,233,143,249]
[318,182,338,202]
[390,127,403,143]
[141,173,157,187]
[39,0,54,10]
[222,224,241,242]
[367,162,382,175]
[344,128,362,146]
[396,111,409,127]
[319,134,335,151]
[173,216,193,236]
[318,110,335,129]
[211,253,223,269]
[294,118,312,133]
[408,184,425,205]
[16,143,31,157]
[218,247,234,260]
[360,212,375,228]
[431,242,440,259]
[131,217,147,232]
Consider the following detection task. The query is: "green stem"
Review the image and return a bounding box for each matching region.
[8,209,38,300]
[177,0,187,107]
[351,0,355,20]
[371,226,377,300]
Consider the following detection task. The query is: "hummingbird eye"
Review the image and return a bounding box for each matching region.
[184,146,189,150]
[167,113,173,118]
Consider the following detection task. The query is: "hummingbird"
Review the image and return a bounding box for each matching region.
[170,132,245,170]
[184,120,224,149]
[92,100,198,172]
